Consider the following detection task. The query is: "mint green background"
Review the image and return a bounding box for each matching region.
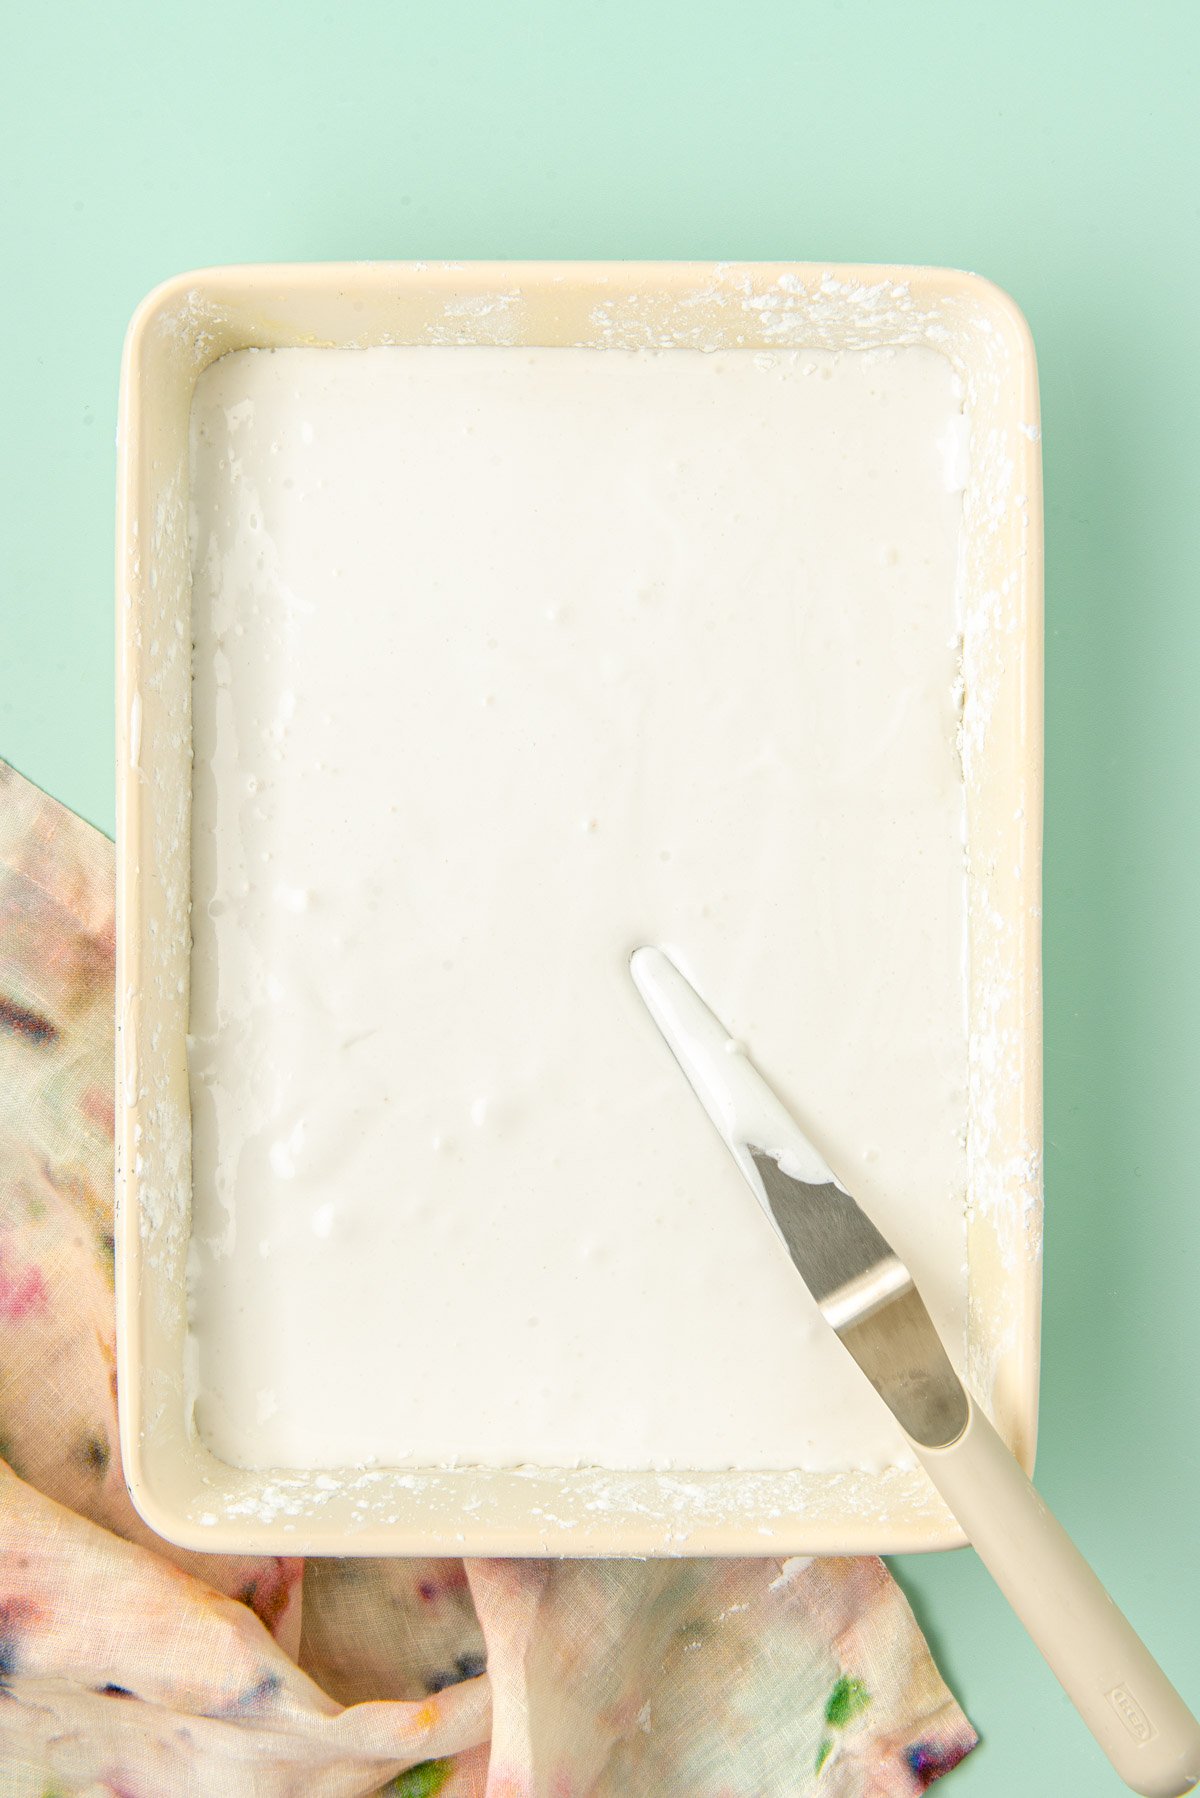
[3,4,1197,1792]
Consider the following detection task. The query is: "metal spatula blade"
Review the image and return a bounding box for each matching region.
[631,942,968,1445]
[747,1145,968,1449]
[631,944,1200,1798]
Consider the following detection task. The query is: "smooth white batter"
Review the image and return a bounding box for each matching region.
[188,343,970,1473]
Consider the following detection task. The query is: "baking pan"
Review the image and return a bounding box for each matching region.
[115,261,1042,1555]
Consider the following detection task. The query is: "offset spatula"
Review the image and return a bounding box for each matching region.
[631,946,1200,1798]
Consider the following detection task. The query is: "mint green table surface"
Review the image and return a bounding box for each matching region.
[3,3,1197,1792]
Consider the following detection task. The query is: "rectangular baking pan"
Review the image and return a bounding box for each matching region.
[115,261,1042,1556]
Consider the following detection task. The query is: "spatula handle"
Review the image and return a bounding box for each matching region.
[913,1399,1200,1796]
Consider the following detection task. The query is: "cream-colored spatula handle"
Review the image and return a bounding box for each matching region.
[914,1399,1200,1796]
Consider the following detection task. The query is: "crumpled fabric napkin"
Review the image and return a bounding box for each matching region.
[0,759,977,1796]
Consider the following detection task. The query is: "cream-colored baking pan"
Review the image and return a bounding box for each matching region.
[115,261,1042,1557]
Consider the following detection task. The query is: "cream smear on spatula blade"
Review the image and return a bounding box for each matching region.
[187,343,970,1474]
